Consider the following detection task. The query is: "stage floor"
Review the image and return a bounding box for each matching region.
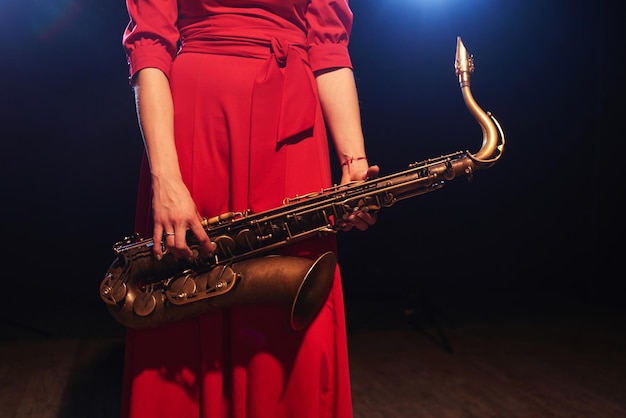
[1,291,625,418]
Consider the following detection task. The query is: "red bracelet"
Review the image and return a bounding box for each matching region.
[340,156,368,168]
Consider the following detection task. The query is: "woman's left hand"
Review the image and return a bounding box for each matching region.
[338,163,380,231]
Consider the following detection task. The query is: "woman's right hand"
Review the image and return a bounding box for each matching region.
[151,176,215,261]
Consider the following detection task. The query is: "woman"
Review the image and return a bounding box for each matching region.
[121,1,378,417]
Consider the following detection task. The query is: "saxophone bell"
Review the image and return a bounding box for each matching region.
[100,249,337,330]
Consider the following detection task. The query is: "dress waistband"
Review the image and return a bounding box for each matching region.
[180,34,317,146]
[181,33,303,56]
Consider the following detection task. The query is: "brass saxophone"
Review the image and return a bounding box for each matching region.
[100,37,505,330]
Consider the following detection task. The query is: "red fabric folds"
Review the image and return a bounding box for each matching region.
[120,2,356,418]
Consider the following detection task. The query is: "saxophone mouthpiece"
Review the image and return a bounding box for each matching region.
[455,36,474,88]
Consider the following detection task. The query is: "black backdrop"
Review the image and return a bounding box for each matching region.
[1,0,623,331]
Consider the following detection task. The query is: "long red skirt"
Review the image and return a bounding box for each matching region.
[121,51,353,418]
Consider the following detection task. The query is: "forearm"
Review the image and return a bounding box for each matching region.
[132,68,213,259]
[316,67,378,230]
[133,68,182,182]
[315,67,367,165]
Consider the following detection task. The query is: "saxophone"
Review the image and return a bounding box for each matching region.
[100,37,505,330]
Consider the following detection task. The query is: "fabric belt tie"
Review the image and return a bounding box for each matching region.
[248,37,317,211]
[252,37,317,147]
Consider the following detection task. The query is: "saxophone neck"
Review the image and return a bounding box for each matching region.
[455,37,504,164]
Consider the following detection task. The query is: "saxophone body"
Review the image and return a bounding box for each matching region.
[100,37,505,330]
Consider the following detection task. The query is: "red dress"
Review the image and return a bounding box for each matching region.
[121,1,354,417]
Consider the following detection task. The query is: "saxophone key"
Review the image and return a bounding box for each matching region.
[167,272,198,302]
[100,273,127,305]
[204,212,236,226]
[236,228,259,250]
[214,235,237,257]
[132,291,158,317]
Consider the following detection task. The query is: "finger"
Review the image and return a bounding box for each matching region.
[163,228,179,256]
[153,226,166,260]
[348,215,370,231]
[337,214,353,231]
[356,211,377,226]
[171,227,193,259]
[190,221,216,257]
[346,211,376,231]
[338,222,353,232]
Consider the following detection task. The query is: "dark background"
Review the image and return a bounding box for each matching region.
[0,0,623,335]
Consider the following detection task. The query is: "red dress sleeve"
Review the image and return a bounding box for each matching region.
[305,0,354,73]
[122,0,353,79]
[122,0,180,82]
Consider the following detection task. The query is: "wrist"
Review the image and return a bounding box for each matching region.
[340,155,368,169]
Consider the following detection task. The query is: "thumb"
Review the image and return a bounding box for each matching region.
[365,165,380,180]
